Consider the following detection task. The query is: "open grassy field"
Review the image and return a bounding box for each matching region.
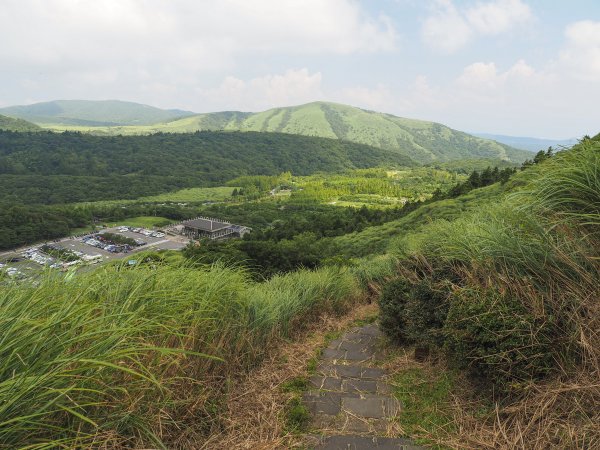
[140,186,236,203]
[106,216,175,228]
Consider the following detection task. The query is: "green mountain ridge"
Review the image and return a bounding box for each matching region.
[0,100,194,126]
[152,102,532,164]
[0,114,41,132]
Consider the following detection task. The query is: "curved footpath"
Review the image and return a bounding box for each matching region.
[302,324,424,450]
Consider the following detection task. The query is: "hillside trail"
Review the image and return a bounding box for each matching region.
[302,323,424,449]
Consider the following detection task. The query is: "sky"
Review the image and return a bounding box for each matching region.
[0,0,599,138]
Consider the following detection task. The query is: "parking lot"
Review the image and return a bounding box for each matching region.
[1,225,190,278]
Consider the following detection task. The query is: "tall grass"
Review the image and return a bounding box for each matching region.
[0,263,363,448]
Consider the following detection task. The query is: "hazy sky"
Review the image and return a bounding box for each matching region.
[1,0,599,138]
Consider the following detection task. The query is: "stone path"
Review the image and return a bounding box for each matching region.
[303,324,424,450]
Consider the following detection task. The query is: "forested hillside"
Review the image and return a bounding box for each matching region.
[0,100,194,126]
[0,114,41,132]
[0,130,415,204]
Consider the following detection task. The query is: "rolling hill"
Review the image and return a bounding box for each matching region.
[0,100,194,126]
[146,102,533,163]
[0,114,41,132]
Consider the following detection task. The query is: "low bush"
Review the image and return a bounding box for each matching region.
[403,279,450,347]
[378,278,412,344]
[443,287,554,393]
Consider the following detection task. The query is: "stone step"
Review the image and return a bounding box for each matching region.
[309,435,424,450]
[317,363,386,380]
[322,347,378,362]
[310,376,391,395]
[303,391,401,419]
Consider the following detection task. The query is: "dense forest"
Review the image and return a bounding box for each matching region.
[0,130,415,204]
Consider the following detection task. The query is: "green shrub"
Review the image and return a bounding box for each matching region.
[403,279,450,347]
[379,272,453,347]
[443,288,554,392]
[378,278,413,344]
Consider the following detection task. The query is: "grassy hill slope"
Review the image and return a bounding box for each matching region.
[154,102,532,163]
[0,100,194,126]
[0,114,41,132]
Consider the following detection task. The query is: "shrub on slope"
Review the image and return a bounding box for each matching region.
[380,136,600,447]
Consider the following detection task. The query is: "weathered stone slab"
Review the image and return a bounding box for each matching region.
[360,367,386,379]
[322,348,347,360]
[342,397,387,418]
[338,341,374,353]
[318,364,364,379]
[303,391,342,415]
[344,349,375,361]
[310,376,343,391]
[342,379,378,393]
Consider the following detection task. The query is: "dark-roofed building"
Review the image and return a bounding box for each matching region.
[181,217,251,240]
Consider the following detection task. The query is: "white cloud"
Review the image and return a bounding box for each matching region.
[422,0,532,53]
[198,69,324,111]
[422,0,472,53]
[456,59,538,89]
[559,20,600,81]
[0,0,397,108]
[466,0,532,35]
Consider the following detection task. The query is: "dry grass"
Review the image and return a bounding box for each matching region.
[197,302,379,449]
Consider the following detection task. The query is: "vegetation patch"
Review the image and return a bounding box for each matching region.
[391,367,456,448]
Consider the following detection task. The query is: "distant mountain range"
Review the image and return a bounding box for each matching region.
[0,99,534,163]
[473,133,578,152]
[0,100,194,126]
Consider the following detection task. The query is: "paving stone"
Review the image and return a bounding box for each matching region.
[360,367,386,379]
[344,349,375,361]
[342,397,386,418]
[322,348,347,360]
[315,435,420,449]
[342,379,378,393]
[318,364,364,379]
[303,392,342,415]
[310,376,343,391]
[338,341,374,353]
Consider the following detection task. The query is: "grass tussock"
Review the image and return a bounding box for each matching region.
[0,263,363,448]
[381,136,600,448]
